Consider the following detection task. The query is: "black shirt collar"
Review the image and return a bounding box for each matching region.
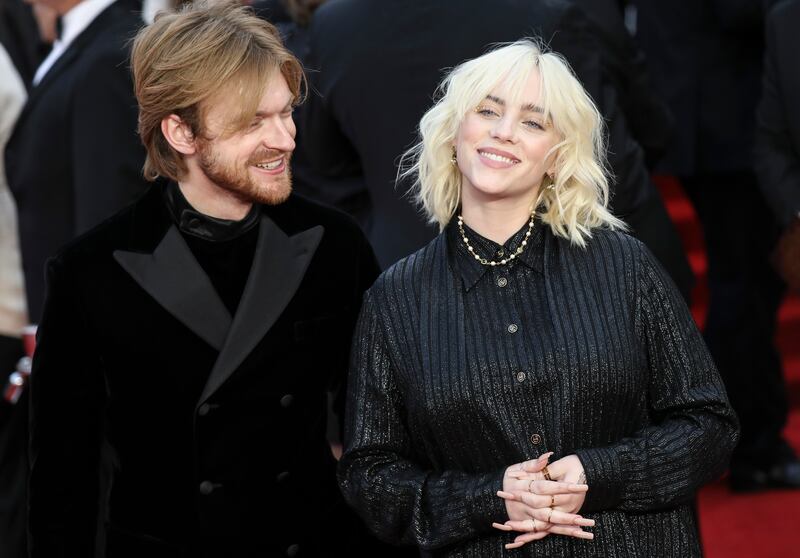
[447,214,545,291]
[163,181,260,242]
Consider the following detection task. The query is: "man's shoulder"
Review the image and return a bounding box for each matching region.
[48,187,165,270]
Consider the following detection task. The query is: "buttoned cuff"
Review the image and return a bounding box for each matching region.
[574,447,625,512]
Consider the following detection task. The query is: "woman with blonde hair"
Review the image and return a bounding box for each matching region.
[338,40,738,556]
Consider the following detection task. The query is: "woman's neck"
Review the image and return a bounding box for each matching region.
[460,192,538,245]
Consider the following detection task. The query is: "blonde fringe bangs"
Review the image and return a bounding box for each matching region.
[404,39,625,247]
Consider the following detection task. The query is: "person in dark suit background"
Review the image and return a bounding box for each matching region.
[635,0,799,490]
[0,0,45,87]
[570,0,674,169]
[28,2,399,555]
[253,0,372,228]
[302,0,693,303]
[755,0,800,291]
[6,0,147,324]
[0,24,32,558]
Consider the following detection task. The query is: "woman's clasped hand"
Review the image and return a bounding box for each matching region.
[494,452,594,549]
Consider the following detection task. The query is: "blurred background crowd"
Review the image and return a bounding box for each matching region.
[1,0,798,556]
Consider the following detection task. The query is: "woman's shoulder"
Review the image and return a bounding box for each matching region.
[553,226,648,265]
[368,234,447,300]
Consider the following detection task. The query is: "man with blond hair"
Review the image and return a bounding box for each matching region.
[28,2,392,556]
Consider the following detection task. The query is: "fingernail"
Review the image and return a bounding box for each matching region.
[497,490,515,499]
[580,532,594,540]
[492,522,512,531]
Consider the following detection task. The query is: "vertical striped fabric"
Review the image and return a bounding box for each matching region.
[339,220,738,557]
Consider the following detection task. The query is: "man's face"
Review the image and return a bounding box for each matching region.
[195,72,296,206]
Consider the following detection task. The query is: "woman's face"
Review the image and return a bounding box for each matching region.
[454,70,559,209]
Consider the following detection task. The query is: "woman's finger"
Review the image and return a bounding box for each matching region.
[528,479,588,495]
[514,490,561,509]
[505,530,549,547]
[504,518,539,532]
[520,452,554,473]
[547,524,594,540]
[522,505,594,527]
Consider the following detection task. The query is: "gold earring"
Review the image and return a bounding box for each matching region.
[451,147,458,165]
[545,174,556,190]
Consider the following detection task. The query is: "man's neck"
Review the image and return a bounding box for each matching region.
[177,180,253,221]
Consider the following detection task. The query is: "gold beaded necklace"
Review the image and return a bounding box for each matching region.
[457,209,535,267]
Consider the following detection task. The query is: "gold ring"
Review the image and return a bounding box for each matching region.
[550,494,555,508]
[547,509,554,524]
[542,466,551,481]
[531,518,538,532]
[528,479,536,493]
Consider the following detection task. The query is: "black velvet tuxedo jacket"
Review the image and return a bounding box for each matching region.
[28,185,384,557]
[6,0,148,322]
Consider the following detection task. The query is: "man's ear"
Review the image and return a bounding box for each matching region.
[161,114,197,155]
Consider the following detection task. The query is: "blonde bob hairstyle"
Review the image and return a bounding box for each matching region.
[403,39,625,246]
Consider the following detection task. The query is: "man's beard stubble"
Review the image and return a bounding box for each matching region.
[197,141,292,206]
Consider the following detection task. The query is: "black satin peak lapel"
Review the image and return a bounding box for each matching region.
[113,226,232,351]
[198,216,324,404]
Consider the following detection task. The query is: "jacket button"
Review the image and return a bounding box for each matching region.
[286,543,300,556]
[280,394,294,408]
[276,471,290,483]
[516,371,526,383]
[199,480,215,495]
[198,404,211,416]
[497,277,508,288]
[530,433,542,445]
[507,323,519,334]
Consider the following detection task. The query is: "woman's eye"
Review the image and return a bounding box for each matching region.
[476,107,499,117]
[523,120,544,130]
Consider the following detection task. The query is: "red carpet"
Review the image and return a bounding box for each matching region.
[655,176,800,558]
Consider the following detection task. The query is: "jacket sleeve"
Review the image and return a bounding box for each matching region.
[753,4,800,228]
[28,257,105,557]
[337,290,507,550]
[574,242,739,513]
